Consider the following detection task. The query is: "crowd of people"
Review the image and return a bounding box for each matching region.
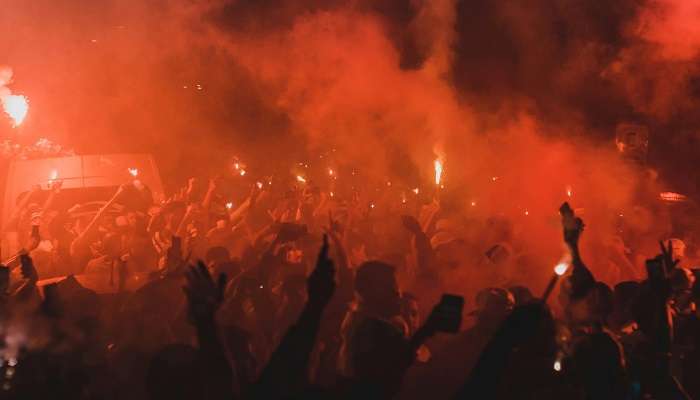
[0,167,698,400]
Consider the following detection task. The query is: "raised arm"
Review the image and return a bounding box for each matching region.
[561,203,595,299]
[252,236,336,399]
[39,180,63,218]
[71,185,124,253]
[402,215,437,280]
[183,261,234,400]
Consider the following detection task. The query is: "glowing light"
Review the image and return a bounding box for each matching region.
[554,262,569,276]
[660,192,687,202]
[330,191,334,197]
[328,168,334,176]
[239,170,246,176]
[553,360,562,372]
[491,176,498,182]
[49,169,58,182]
[524,210,529,216]
[234,162,240,170]
[256,182,263,189]
[225,202,233,210]
[566,185,573,197]
[296,175,306,183]
[387,181,392,187]
[128,168,139,177]
[434,158,443,185]
[471,201,477,207]
[2,94,28,127]
[412,188,420,195]
[370,203,375,209]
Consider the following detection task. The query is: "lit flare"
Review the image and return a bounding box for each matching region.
[554,262,569,276]
[434,158,443,185]
[2,94,28,127]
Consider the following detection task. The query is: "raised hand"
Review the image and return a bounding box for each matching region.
[183,261,227,323]
[19,254,38,284]
[164,236,184,272]
[401,215,422,234]
[208,177,219,192]
[659,240,680,275]
[307,235,336,309]
[326,211,343,235]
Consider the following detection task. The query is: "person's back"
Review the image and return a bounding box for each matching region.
[338,261,409,396]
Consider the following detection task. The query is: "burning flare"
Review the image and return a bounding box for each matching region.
[553,360,562,372]
[296,175,307,183]
[554,262,569,276]
[48,169,58,185]
[128,168,139,177]
[434,158,443,185]
[2,94,28,127]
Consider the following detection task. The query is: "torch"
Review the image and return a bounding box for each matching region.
[434,158,443,186]
[1,94,29,128]
[542,261,569,302]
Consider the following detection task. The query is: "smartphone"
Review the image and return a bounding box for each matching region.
[435,294,464,333]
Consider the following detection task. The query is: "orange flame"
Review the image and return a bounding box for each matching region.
[296,175,306,183]
[128,168,139,177]
[434,158,443,185]
[566,185,573,197]
[2,94,28,127]
[225,202,233,210]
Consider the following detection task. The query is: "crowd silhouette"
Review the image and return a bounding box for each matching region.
[0,174,697,400]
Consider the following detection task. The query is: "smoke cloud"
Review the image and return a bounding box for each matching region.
[3,0,700,285]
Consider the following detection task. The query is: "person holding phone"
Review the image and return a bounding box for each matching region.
[337,260,463,397]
